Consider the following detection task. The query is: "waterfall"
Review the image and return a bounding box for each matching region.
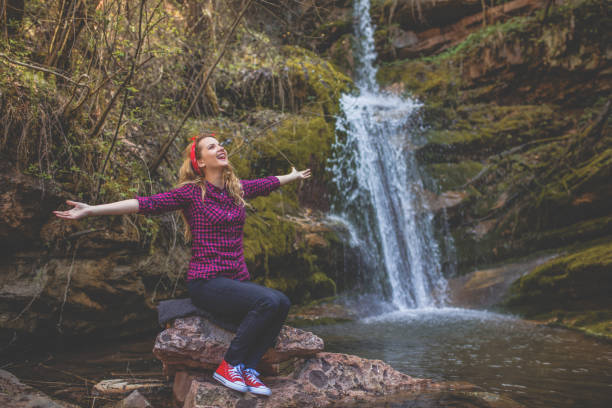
[327,0,449,310]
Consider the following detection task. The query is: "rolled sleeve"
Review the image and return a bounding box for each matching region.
[134,183,195,215]
[240,176,281,200]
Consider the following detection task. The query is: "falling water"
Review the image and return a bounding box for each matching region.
[328,0,449,310]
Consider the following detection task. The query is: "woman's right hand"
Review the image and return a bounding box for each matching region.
[53,200,91,220]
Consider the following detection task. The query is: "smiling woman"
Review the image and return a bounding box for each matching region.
[52,133,311,396]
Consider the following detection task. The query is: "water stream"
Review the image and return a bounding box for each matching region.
[328,0,447,310]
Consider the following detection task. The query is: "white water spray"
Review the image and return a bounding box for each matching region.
[328,0,449,310]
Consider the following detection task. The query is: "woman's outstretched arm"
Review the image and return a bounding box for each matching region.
[53,199,139,220]
[241,167,312,199]
[54,184,195,219]
[276,167,311,186]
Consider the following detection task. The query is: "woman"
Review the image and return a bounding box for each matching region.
[53,134,311,396]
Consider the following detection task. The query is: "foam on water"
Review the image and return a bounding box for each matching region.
[362,307,519,324]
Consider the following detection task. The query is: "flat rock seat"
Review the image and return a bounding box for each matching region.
[154,298,324,377]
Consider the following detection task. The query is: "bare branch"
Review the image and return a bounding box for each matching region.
[148,0,255,175]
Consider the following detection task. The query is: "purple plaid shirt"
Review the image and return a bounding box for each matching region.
[134,176,281,281]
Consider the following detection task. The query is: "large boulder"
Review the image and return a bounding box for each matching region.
[153,316,324,377]
[176,352,458,408]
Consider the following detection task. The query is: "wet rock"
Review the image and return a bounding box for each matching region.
[424,190,468,213]
[447,254,557,308]
[179,352,454,407]
[113,390,152,408]
[457,391,527,408]
[286,297,356,327]
[0,368,79,408]
[153,316,324,377]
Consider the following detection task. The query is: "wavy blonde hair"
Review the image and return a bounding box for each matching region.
[177,134,248,243]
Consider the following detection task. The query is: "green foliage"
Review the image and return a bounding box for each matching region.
[216,39,352,115]
[249,114,336,179]
[243,193,337,303]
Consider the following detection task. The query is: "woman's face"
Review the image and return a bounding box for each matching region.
[197,136,228,170]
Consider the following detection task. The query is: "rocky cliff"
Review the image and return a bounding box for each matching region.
[371,0,610,338]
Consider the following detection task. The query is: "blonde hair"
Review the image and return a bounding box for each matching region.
[177,134,248,243]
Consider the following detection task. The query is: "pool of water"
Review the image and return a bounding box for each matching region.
[303,307,612,408]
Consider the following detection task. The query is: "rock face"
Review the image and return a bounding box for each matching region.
[177,352,448,408]
[153,316,324,376]
[0,368,80,408]
[378,0,547,60]
[447,254,558,308]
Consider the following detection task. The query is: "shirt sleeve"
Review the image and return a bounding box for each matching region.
[240,176,281,200]
[134,183,195,215]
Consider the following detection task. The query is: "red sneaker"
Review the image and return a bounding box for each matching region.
[213,360,248,393]
[243,368,271,396]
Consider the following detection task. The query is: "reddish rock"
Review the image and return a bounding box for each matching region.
[389,0,545,59]
[153,316,324,377]
[178,352,464,408]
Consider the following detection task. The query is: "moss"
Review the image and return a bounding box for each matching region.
[503,241,612,315]
[415,0,608,67]
[217,42,352,115]
[425,160,484,192]
[423,16,531,64]
[307,271,337,297]
[527,148,612,230]
[527,310,612,342]
[377,60,460,104]
[522,216,612,250]
[253,114,335,174]
[281,45,353,116]
[419,104,568,161]
[243,192,341,304]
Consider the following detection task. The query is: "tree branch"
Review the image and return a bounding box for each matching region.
[148,0,255,175]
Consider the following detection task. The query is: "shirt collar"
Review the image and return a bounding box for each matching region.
[205,180,226,194]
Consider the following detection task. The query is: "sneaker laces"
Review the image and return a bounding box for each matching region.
[243,368,262,384]
[228,364,244,381]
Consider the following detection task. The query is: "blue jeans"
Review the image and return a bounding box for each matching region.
[186,277,291,369]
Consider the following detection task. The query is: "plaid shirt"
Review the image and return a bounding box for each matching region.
[135,176,280,281]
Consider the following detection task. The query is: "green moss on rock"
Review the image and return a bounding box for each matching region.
[503,241,612,334]
[426,160,484,192]
[418,104,569,162]
[243,193,340,303]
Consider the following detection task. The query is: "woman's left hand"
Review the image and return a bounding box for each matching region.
[277,167,311,186]
[290,167,311,181]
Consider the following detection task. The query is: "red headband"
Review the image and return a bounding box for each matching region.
[190,136,200,175]
[190,133,216,175]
